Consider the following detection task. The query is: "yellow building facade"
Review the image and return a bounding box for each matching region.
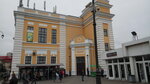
[12,0,114,76]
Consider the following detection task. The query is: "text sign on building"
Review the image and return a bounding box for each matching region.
[107,52,117,57]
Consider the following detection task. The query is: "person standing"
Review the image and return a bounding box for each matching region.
[59,70,63,82]
[22,71,30,84]
[9,73,18,84]
[101,69,104,77]
[81,70,85,82]
[52,70,56,82]
[1,76,9,84]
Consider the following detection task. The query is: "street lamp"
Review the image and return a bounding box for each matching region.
[87,55,89,76]
[91,0,101,84]
[69,56,71,76]
[0,31,4,39]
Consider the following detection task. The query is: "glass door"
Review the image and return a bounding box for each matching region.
[120,64,125,79]
[137,63,146,82]
[114,65,119,78]
[145,63,150,83]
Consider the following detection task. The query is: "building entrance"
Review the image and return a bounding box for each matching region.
[120,64,125,79]
[136,63,146,82]
[76,57,85,75]
[145,63,150,83]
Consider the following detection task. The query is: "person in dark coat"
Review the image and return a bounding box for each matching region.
[9,73,18,84]
[22,71,30,84]
[81,70,85,82]
[101,69,104,77]
[59,70,63,82]
[1,76,9,84]
[52,70,56,82]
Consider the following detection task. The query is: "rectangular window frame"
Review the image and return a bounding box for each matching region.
[25,56,32,64]
[37,56,46,64]
[105,43,109,51]
[38,28,47,43]
[27,26,34,42]
[104,29,108,37]
[51,29,57,44]
[51,56,56,64]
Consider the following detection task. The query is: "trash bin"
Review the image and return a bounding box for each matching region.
[128,75,136,83]
[90,72,96,77]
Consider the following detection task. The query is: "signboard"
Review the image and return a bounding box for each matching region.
[107,52,117,57]
[27,32,33,42]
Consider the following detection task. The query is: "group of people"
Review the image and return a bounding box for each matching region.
[1,71,18,84]
[52,69,64,82]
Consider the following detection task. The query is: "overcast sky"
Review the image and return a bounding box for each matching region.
[0,0,150,55]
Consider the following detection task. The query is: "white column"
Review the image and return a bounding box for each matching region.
[85,46,91,75]
[71,48,76,75]
[129,57,135,75]
[112,64,115,79]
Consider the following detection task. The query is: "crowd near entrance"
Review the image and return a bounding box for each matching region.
[17,65,65,80]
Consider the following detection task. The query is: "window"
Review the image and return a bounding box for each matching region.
[51,56,56,64]
[25,56,31,64]
[104,29,108,36]
[51,29,57,44]
[113,59,118,63]
[144,55,150,61]
[38,28,47,43]
[125,57,129,62]
[135,56,143,61]
[119,58,124,62]
[37,56,46,64]
[105,43,109,51]
[27,26,34,42]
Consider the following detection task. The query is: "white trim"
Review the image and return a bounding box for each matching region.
[11,15,24,77]
[71,48,76,75]
[59,15,66,70]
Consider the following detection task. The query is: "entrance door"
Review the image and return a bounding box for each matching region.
[137,63,146,82]
[145,63,150,83]
[114,65,119,78]
[76,57,85,75]
[120,64,125,79]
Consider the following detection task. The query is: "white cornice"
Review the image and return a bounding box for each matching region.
[14,11,82,25]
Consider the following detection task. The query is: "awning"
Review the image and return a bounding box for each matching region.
[16,64,61,67]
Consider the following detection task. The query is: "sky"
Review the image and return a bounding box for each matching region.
[0,0,150,55]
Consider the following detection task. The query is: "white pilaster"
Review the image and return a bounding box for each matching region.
[71,48,76,75]
[129,57,135,75]
[108,22,114,49]
[85,46,91,75]
[59,15,66,69]
[11,15,24,77]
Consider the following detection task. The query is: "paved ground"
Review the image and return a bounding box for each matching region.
[1,76,147,84]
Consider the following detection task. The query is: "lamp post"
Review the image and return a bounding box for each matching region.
[91,0,101,84]
[87,55,89,76]
[0,31,4,39]
[69,56,71,76]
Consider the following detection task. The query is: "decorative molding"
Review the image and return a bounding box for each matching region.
[52,25,57,28]
[95,1,112,8]
[39,23,48,27]
[70,42,91,48]
[14,11,82,25]
[28,22,34,25]
[16,17,82,28]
